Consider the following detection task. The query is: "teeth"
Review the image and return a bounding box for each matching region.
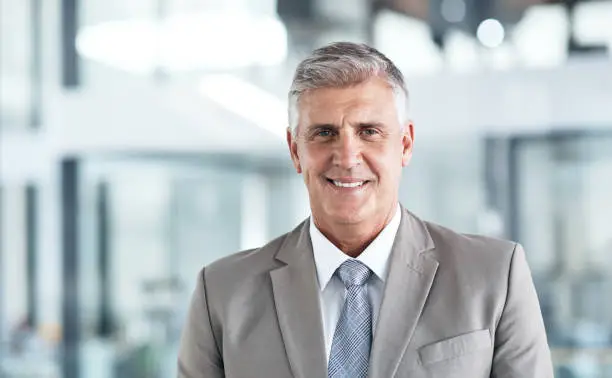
[333,180,364,188]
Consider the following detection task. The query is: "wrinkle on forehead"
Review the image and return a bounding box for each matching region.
[299,77,400,130]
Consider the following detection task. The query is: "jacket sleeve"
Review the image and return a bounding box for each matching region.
[491,243,554,378]
[177,268,224,378]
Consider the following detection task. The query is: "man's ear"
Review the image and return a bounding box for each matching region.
[401,121,414,167]
[287,127,302,174]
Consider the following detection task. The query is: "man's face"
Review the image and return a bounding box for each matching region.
[287,77,414,226]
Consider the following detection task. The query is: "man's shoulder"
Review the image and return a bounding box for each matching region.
[205,233,287,278]
[203,220,306,285]
[425,220,516,253]
[414,218,522,294]
[420,217,518,269]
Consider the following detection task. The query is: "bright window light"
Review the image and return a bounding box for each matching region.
[76,12,288,74]
[477,19,505,49]
[444,29,481,72]
[198,74,287,139]
[374,10,444,76]
[574,1,612,51]
[511,4,569,68]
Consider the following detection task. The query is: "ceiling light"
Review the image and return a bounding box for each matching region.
[477,19,505,49]
[76,12,288,74]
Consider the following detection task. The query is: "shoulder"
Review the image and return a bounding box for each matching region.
[425,220,516,257]
[419,216,519,278]
[200,220,306,292]
[408,215,529,315]
[204,234,286,284]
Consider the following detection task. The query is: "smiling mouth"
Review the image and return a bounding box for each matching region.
[326,178,370,188]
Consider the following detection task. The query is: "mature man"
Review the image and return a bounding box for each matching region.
[177,42,554,377]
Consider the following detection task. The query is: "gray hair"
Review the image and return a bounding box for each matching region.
[288,42,409,135]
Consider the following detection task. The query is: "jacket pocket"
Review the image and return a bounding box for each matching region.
[418,329,491,365]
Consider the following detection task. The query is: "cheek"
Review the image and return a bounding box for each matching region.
[302,147,328,172]
[369,151,403,180]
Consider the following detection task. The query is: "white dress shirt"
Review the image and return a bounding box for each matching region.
[310,204,402,360]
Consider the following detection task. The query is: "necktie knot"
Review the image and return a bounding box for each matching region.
[336,260,372,288]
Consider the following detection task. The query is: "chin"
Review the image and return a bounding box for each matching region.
[326,205,369,225]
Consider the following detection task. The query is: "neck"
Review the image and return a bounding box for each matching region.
[313,204,397,258]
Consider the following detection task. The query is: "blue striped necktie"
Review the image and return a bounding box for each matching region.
[328,260,373,378]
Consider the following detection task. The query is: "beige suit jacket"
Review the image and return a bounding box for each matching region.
[177,207,554,377]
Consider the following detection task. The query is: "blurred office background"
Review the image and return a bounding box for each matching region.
[1,0,611,376]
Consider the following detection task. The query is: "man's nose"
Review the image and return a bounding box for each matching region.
[333,132,361,169]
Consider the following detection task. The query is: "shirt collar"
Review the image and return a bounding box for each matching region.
[310,204,402,291]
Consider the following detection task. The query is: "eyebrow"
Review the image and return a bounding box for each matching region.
[356,122,386,128]
[306,121,386,130]
[306,123,337,131]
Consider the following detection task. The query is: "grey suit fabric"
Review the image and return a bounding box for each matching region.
[177,207,554,378]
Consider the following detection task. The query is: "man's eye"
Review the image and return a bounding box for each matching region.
[317,130,333,137]
[362,128,378,136]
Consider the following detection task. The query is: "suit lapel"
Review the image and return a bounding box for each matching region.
[270,221,327,378]
[368,208,439,378]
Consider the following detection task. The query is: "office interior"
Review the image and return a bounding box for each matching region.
[1,0,611,377]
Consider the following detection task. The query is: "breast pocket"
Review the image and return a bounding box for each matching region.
[418,329,492,366]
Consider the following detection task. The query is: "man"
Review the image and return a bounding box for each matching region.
[177,42,554,377]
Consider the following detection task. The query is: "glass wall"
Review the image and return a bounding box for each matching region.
[68,154,301,378]
[0,0,41,129]
[401,133,486,234]
[513,133,612,377]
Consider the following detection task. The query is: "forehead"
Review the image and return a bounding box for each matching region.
[298,77,398,124]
